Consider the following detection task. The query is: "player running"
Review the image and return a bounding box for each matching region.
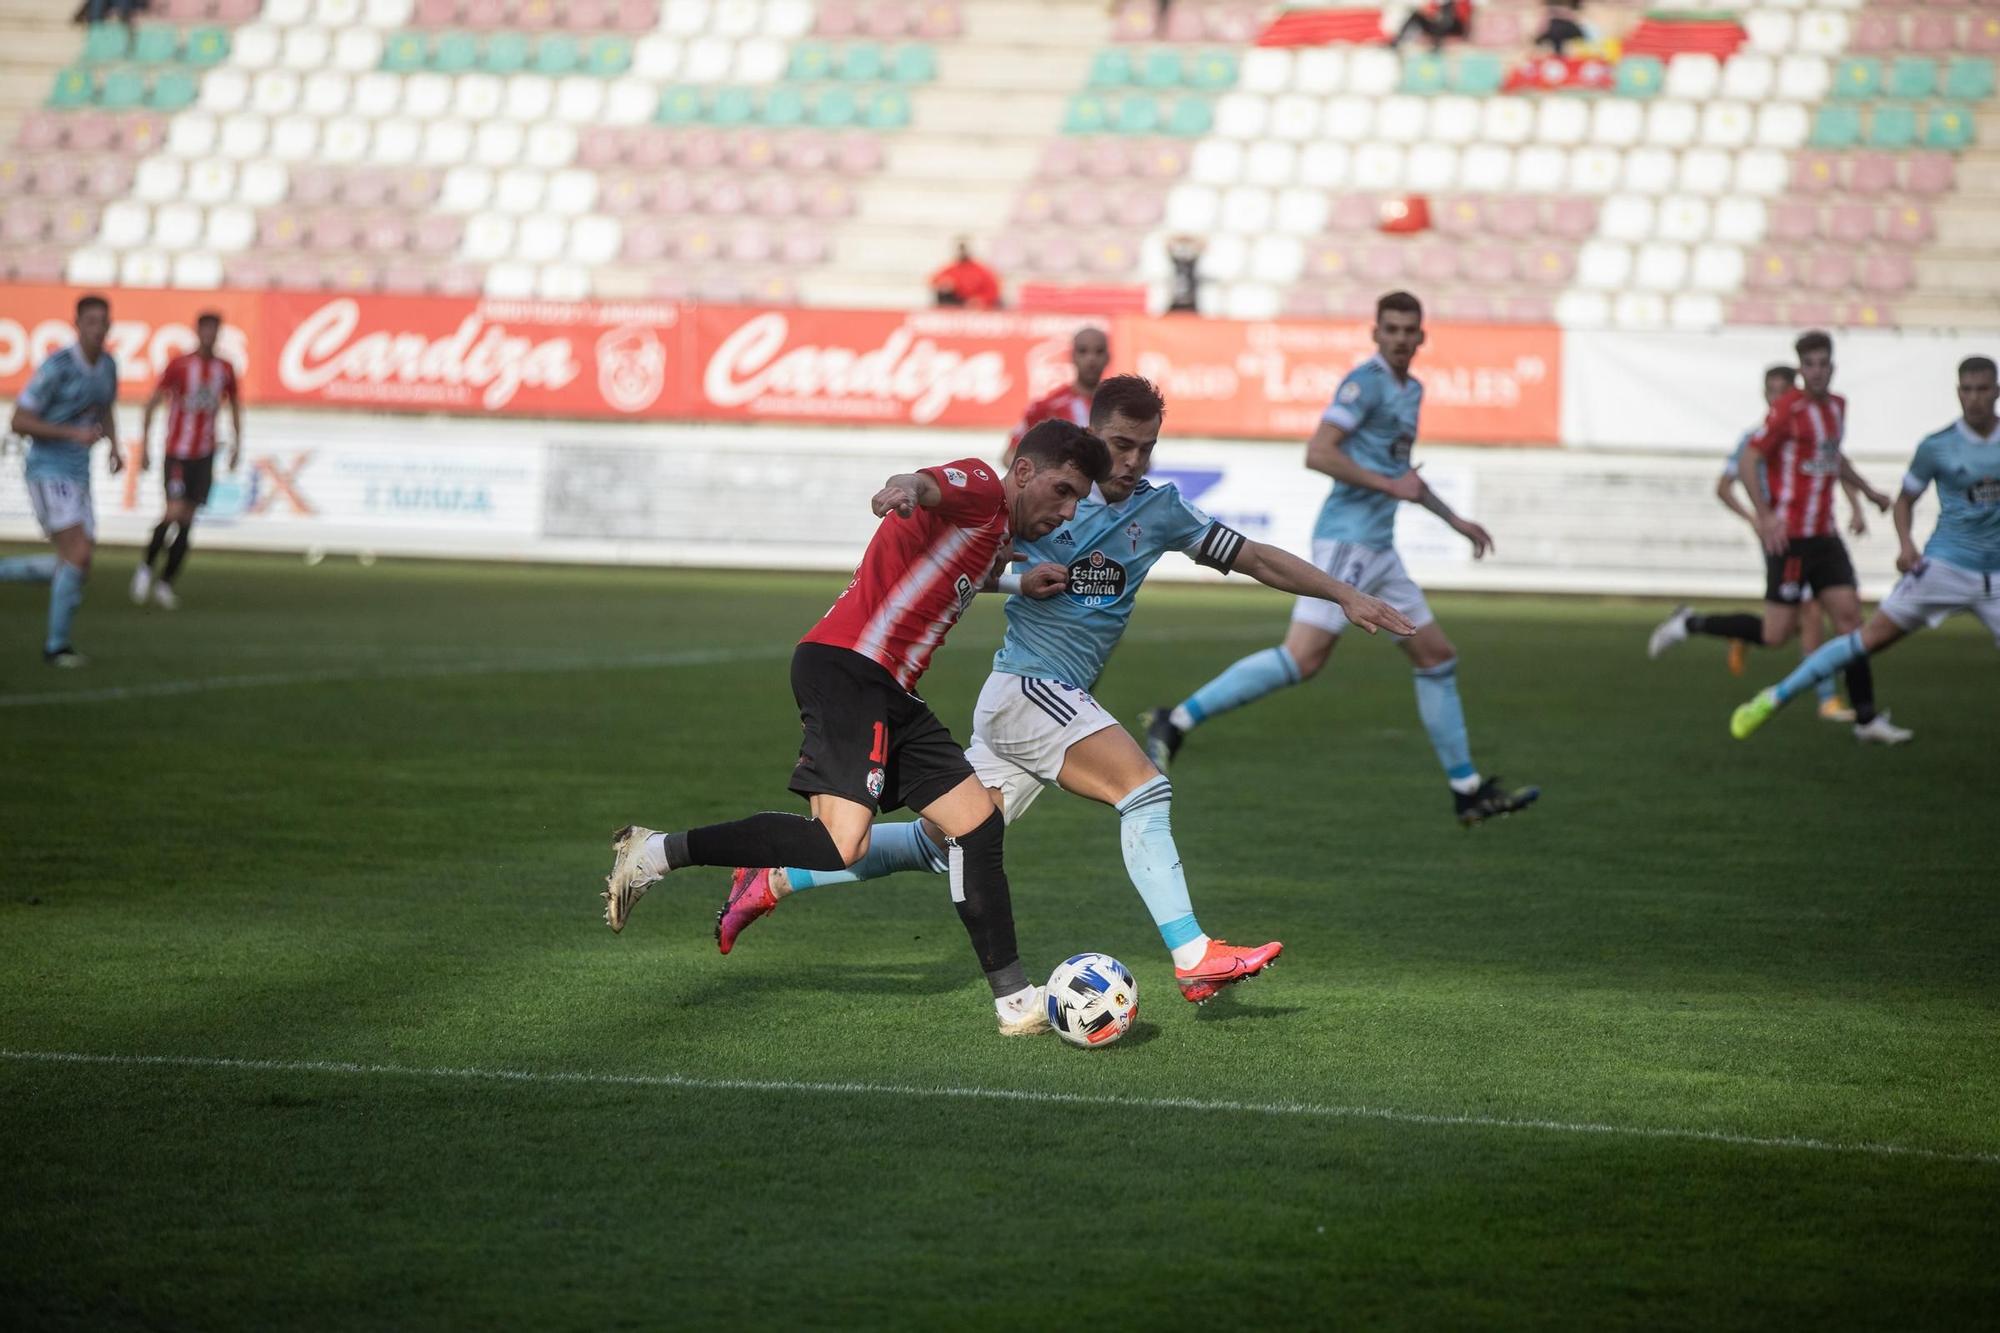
[720,375,1413,1002]
[1732,356,2000,740]
[1141,291,1538,826]
[130,311,241,609]
[1005,326,1107,460]
[602,421,1111,1036]
[1646,362,1858,722]
[0,293,121,666]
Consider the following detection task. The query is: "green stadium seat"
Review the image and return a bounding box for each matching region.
[809,85,857,127]
[1923,103,1975,150]
[1809,102,1861,147]
[889,43,936,84]
[841,41,885,82]
[761,85,806,125]
[184,26,230,67]
[711,85,756,124]
[1140,49,1183,89]
[1889,57,1936,101]
[533,34,579,76]
[789,40,834,81]
[1402,53,1447,94]
[1164,95,1212,137]
[1189,49,1235,91]
[1088,49,1132,88]
[431,32,478,73]
[82,23,129,63]
[586,36,632,76]
[1944,58,1995,103]
[100,68,146,108]
[1613,55,1662,98]
[382,32,427,72]
[48,67,93,108]
[483,31,528,73]
[131,25,180,64]
[148,69,196,111]
[1450,51,1504,95]
[1116,92,1161,133]
[1063,93,1109,134]
[864,87,910,129]
[1832,57,1882,99]
[656,86,704,123]
[1866,102,1917,149]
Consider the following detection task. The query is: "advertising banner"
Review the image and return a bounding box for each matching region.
[0,283,263,398]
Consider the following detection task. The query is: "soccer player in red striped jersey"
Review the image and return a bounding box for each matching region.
[602,420,1112,1034]
[1004,326,1107,462]
[131,312,241,610]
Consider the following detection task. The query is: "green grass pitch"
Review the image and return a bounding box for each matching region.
[3,551,1995,1329]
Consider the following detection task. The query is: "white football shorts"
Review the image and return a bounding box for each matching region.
[27,474,94,540]
[1290,540,1433,637]
[963,671,1121,824]
[1878,557,2000,644]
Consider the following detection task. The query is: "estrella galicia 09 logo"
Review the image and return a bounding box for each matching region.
[1068,548,1128,606]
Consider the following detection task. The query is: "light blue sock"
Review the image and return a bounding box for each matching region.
[1174,645,1301,730]
[785,819,945,891]
[0,554,57,582]
[1775,632,1865,706]
[46,561,85,654]
[1115,777,1204,959]
[1413,657,1479,788]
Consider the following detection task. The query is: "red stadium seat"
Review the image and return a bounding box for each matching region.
[1059,186,1108,227]
[1769,200,1817,244]
[1163,5,1205,42]
[1110,0,1154,42]
[1860,252,1915,293]
[1745,250,1793,291]
[1909,13,1957,54]
[1471,9,1526,49]
[293,169,342,207]
[621,218,670,262]
[65,113,114,153]
[1727,297,1783,326]
[781,232,830,266]
[1824,202,1874,246]
[17,111,62,152]
[727,225,774,265]
[1519,245,1577,285]
[1359,244,1406,283]
[916,1,963,40]
[1410,242,1460,284]
[1086,138,1135,179]
[1116,189,1165,228]
[779,132,831,173]
[395,170,443,209]
[1805,249,1855,292]
[1138,141,1189,178]
[629,130,675,170]
[866,0,910,38]
[9,248,66,283]
[414,0,457,26]
[1012,187,1055,224]
[579,130,627,170]
[1035,231,1082,275]
[432,264,483,297]
[224,257,272,290]
[1485,195,1539,237]
[1433,196,1483,236]
[600,173,651,214]
[731,132,781,171]
[749,177,801,216]
[1435,291,1499,322]
[366,215,411,252]
[1849,12,1899,54]
[1502,294,1556,324]
[2,199,48,245]
[1547,196,1599,239]
[566,0,611,31]
[1327,193,1379,234]
[1206,2,1263,44]
[654,175,696,213]
[380,260,431,294]
[1041,138,1085,177]
[1791,151,1839,195]
[344,169,394,209]
[808,180,855,218]
[462,0,506,28]
[1903,153,1955,195]
[1881,203,1934,246]
[818,0,861,37]
[414,214,463,254]
[1971,15,2000,55]
[1282,287,1331,319]
[835,132,883,174]
[1783,299,1839,328]
[32,156,77,195]
[517,0,557,29]
[705,178,749,215]
[211,0,260,20]
[308,212,361,252]
[983,231,1028,272]
[52,204,98,246]
[615,0,661,33]
[1085,235,1137,276]
[1845,152,1896,194]
[681,131,727,170]
[1841,300,1895,329]
[259,210,306,250]
[1458,244,1514,285]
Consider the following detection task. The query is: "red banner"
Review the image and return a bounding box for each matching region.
[0,285,1561,444]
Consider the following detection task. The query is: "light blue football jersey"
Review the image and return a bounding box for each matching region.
[1312,354,1423,550]
[992,480,1224,689]
[1904,418,2000,573]
[18,344,118,484]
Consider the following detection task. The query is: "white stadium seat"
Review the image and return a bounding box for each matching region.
[475,121,526,168]
[1591,98,1643,148]
[454,74,503,121]
[100,201,150,249]
[1322,95,1372,141]
[403,72,452,120]
[525,124,577,170]
[634,36,682,82]
[67,248,117,285]
[237,160,288,207]
[1190,139,1242,186]
[152,203,203,251]
[569,216,621,266]
[537,265,591,303]
[663,0,709,36]
[1721,53,1774,101]
[1578,240,1633,289]
[1482,97,1534,145]
[516,215,567,264]
[205,204,255,252]
[231,25,280,70]
[1568,146,1622,193]
[1613,293,1667,330]
[1222,284,1282,321]
[1600,195,1655,243]
[1375,95,1427,144]
[1268,94,1319,141]
[1537,97,1588,147]
[439,164,493,212]
[1754,103,1808,150]
[1734,149,1787,195]
[734,38,787,84]
[134,157,185,203]
[1712,196,1767,244]
[1636,243,1689,291]
[1245,140,1296,188]
[1298,142,1349,189]
[1776,56,1828,102]
[219,114,268,160]
[505,76,554,123]
[1622,147,1676,193]
[1743,10,1795,54]
[1429,95,1479,145]
[321,116,371,165]
[1645,100,1697,148]
[545,168,599,215]
[1678,148,1732,195]
[713,0,759,38]
[494,167,546,213]
[555,77,606,125]
[353,72,401,118]
[120,251,171,288]
[1199,234,1247,282]
[461,213,516,262]
[1691,244,1745,291]
[281,27,332,73]
[172,252,223,290]
[1700,102,1752,149]
[264,0,311,24]
[332,27,381,73]
[251,70,300,117]
[1240,48,1292,95]
[1292,47,1344,95]
[484,261,536,299]
[186,161,236,205]
[267,114,319,162]
[1220,185,1274,234]
[1345,46,1399,96]
[1514,145,1566,192]
[364,0,412,24]
[1214,93,1269,139]
[763,0,813,38]
[683,38,734,83]
[1670,294,1724,333]
[1406,143,1457,192]
[373,118,420,164]
[200,67,249,114]
[604,80,657,126]
[1665,53,1721,100]
[1554,291,1610,328]
[422,120,473,168]
[1164,184,1220,233]
[1273,187,1328,233]
[1248,235,1304,284]
[315,0,361,25]
[1352,143,1404,190]
[168,113,218,157]
[1657,195,1711,242]
[1459,144,1512,192]
[1795,10,1848,55]
[301,71,349,119]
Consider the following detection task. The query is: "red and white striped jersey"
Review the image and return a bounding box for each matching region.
[802,459,1011,690]
[1747,388,1847,539]
[1007,383,1092,450]
[155,353,236,461]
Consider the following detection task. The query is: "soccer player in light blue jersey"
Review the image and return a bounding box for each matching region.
[1,293,122,666]
[1143,291,1539,826]
[717,375,1416,1004]
[1733,355,2000,739]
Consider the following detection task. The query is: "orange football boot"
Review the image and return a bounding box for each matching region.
[1176,939,1283,1003]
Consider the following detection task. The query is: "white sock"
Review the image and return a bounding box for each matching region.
[641,832,670,876]
[1171,935,1211,971]
[1168,704,1196,731]
[1448,772,1484,796]
[993,984,1038,1018]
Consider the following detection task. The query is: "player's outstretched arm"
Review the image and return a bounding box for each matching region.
[1838,455,1892,512]
[871,471,944,518]
[1715,473,1759,528]
[1892,488,1923,572]
[1414,479,1495,558]
[1232,540,1419,636]
[9,406,99,446]
[138,381,169,472]
[1303,421,1424,502]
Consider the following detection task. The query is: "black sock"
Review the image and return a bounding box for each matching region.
[678,812,845,871]
[1686,612,1764,643]
[162,524,192,582]
[1845,655,1876,725]
[945,809,1022,993]
[144,521,171,569]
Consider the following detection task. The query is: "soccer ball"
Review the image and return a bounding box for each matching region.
[1045,953,1139,1048]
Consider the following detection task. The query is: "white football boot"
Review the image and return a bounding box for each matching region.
[129,564,153,604]
[996,987,1050,1037]
[603,824,665,932]
[152,581,180,610]
[1853,713,1913,746]
[1647,604,1692,659]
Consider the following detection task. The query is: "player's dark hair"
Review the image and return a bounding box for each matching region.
[1089,373,1165,429]
[1764,364,1797,386]
[196,311,222,328]
[1376,290,1423,323]
[75,294,108,319]
[1794,330,1833,359]
[1016,418,1112,485]
[1958,355,1997,379]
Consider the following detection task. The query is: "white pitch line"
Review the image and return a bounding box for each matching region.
[4,1049,1994,1167]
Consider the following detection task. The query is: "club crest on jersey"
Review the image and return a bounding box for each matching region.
[1338,381,1362,405]
[1068,549,1128,606]
[943,467,968,487]
[866,767,885,798]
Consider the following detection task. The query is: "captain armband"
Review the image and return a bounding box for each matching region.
[1194,524,1246,573]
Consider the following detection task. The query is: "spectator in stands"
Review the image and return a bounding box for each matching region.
[1389,0,1472,51]
[930,239,1002,310]
[1534,0,1590,56]
[1166,235,1205,315]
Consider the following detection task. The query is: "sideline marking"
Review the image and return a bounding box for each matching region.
[4,1048,1993,1167]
